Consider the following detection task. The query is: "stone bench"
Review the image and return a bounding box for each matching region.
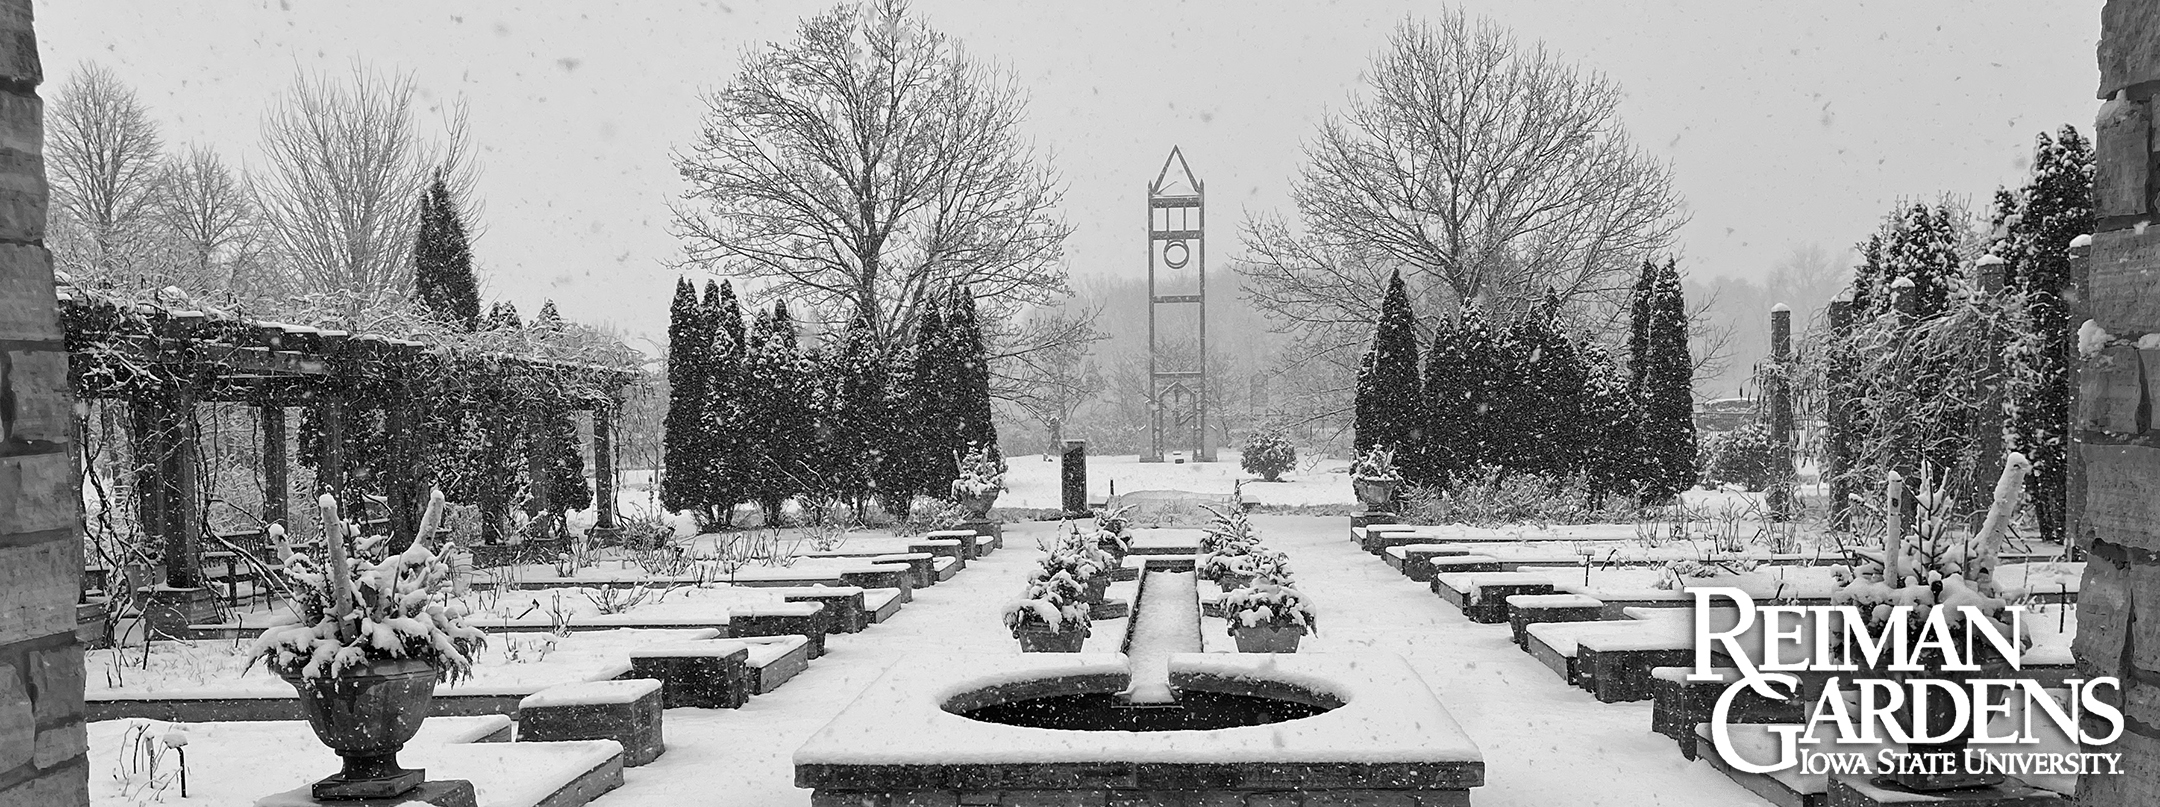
[736,635,814,694]
[518,679,665,766]
[1432,572,1555,623]
[729,601,829,658]
[1356,524,1427,554]
[906,538,965,563]
[925,528,983,559]
[1425,554,1502,580]
[871,553,940,589]
[777,587,869,634]
[1524,620,1667,686]
[627,643,753,709]
[837,565,915,603]
[1574,626,1693,703]
[1505,593,1604,647]
[1648,667,1813,760]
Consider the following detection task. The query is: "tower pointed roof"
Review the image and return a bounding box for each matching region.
[1150,147,1202,197]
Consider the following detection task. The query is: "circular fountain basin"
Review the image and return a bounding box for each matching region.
[946,672,1340,732]
[796,652,1484,804]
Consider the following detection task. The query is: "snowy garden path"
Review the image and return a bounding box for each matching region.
[588,521,1063,807]
[1250,514,1770,807]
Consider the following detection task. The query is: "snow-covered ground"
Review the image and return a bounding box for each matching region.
[999,450,1356,508]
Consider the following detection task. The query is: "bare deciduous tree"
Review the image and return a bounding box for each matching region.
[255,66,475,311]
[1238,10,1685,372]
[47,63,166,278]
[156,145,269,292]
[672,0,1072,352]
[997,305,1105,450]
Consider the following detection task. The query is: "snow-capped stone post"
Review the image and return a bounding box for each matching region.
[590,393,620,539]
[1061,439,1089,518]
[1766,303,1795,520]
[1969,254,2011,512]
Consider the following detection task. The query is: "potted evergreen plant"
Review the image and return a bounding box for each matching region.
[1350,445,1403,509]
[950,444,1005,518]
[1829,456,2030,793]
[1222,548,1316,653]
[1002,535,1098,651]
[249,489,485,800]
[1093,504,1134,564]
[1195,504,1260,591]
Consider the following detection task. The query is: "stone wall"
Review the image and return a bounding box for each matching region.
[0,1,87,805]
[2075,3,2160,804]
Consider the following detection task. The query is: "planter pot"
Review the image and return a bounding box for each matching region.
[1083,575,1111,605]
[1014,621,1089,652]
[958,490,1001,518]
[1352,478,1400,509]
[1231,624,1306,653]
[281,657,440,799]
[1875,666,2005,792]
[1215,573,1254,593]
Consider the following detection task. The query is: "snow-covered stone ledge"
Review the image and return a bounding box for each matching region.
[794,652,1483,804]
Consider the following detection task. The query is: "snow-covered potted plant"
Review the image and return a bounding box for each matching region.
[1350,445,1402,508]
[1828,456,2030,793]
[1002,533,1101,651]
[1222,548,1316,653]
[1092,504,1135,562]
[1195,504,1263,591]
[949,444,1005,518]
[248,490,485,799]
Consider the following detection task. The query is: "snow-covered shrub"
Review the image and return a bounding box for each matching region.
[1240,431,1297,481]
[1195,504,1261,583]
[1350,445,1401,481]
[1400,470,1646,527]
[1701,423,1780,491]
[1001,526,1106,634]
[1221,548,1316,634]
[1092,504,1135,557]
[950,444,1006,501]
[250,492,486,684]
[1827,455,2032,666]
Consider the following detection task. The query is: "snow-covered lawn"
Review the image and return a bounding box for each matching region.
[999,450,1356,508]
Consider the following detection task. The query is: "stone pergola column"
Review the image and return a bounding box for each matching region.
[0,5,90,803]
[260,404,287,537]
[590,397,618,534]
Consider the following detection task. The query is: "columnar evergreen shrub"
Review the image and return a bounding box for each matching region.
[1991,128,2091,542]
[947,287,998,461]
[1631,259,1698,503]
[705,281,748,521]
[1354,270,1422,453]
[661,278,711,517]
[411,172,480,331]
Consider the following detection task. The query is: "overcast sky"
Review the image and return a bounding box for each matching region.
[38,1,2101,345]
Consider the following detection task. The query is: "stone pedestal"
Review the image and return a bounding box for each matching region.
[628,644,752,709]
[140,586,218,638]
[961,520,1002,555]
[1060,439,1088,518]
[256,779,477,807]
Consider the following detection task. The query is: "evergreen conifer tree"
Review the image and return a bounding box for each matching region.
[704,281,747,522]
[947,286,998,459]
[530,301,591,519]
[1993,127,2091,542]
[1579,342,1640,507]
[1502,290,1588,480]
[484,301,522,330]
[825,313,889,515]
[1635,260,1698,503]
[1354,270,1423,454]
[662,279,712,517]
[875,338,923,517]
[412,171,481,331]
[1415,312,1475,489]
[741,301,813,522]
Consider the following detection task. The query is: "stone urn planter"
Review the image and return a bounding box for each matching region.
[281,657,440,799]
[1231,624,1306,653]
[958,489,1000,518]
[1013,620,1089,653]
[1352,477,1400,510]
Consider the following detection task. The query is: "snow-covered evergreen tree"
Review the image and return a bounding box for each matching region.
[1993,127,2091,542]
[947,286,998,460]
[1579,342,1640,507]
[1354,270,1422,454]
[1633,259,1697,503]
[701,281,747,521]
[411,171,480,331]
[824,313,889,516]
[1500,289,1588,480]
[531,301,592,519]
[662,278,711,518]
[741,301,813,522]
[910,304,962,498]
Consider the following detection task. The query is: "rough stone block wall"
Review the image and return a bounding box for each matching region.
[2076,3,2160,803]
[0,2,86,805]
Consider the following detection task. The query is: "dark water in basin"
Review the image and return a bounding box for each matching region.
[958,690,1333,732]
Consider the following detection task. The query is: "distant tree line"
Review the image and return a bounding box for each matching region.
[1354,262,1698,505]
[662,278,997,527]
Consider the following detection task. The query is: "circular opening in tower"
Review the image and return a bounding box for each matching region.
[944,674,1342,732]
